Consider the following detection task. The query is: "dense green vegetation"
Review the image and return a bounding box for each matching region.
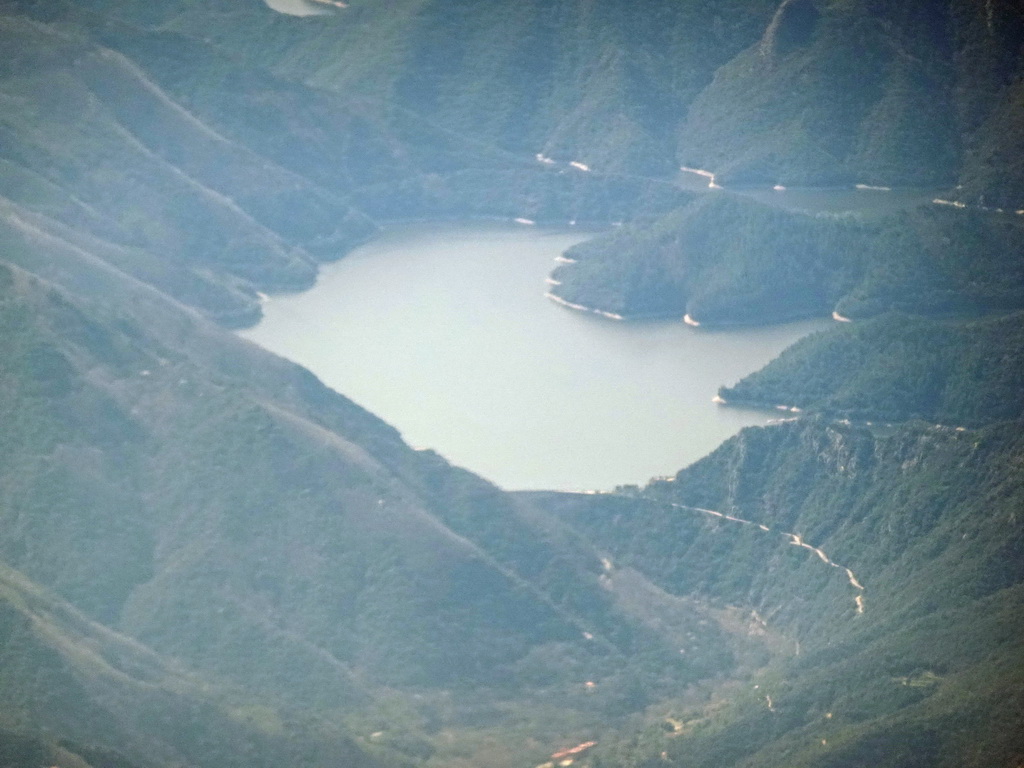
[721,313,1024,425]
[680,0,1024,195]
[0,1,692,328]
[1,0,1023,766]
[549,195,1024,324]
[0,257,747,768]
[4,0,1023,332]
[535,417,1024,767]
[0,560,384,768]
[551,195,862,322]
[57,0,1024,205]
[61,0,778,178]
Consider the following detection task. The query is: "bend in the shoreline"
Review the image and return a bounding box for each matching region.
[544,292,624,320]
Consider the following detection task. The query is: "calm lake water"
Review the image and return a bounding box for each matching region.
[240,223,830,491]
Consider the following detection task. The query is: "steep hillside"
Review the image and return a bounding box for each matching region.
[547,195,1024,324]
[0,561,383,768]
[536,417,1024,767]
[66,0,777,177]
[0,255,770,766]
[66,0,1024,205]
[0,12,368,325]
[680,0,1024,197]
[720,312,1024,425]
[1,0,1022,765]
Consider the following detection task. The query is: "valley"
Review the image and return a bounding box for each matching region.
[0,1,1022,767]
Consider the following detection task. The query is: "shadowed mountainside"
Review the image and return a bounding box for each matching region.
[532,417,1024,767]
[1,0,1023,765]
[547,195,1024,325]
[720,312,1024,425]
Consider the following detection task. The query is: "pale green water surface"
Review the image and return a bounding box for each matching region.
[240,223,830,490]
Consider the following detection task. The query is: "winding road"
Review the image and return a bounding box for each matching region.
[636,497,866,614]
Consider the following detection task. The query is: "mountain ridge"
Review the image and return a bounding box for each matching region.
[1,0,1022,765]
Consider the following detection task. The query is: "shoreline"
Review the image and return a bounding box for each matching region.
[543,293,847,329]
[544,292,624,320]
[236,216,610,329]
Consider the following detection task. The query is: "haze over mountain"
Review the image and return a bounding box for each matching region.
[1,0,1022,767]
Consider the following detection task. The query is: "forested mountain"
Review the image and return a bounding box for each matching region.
[1,0,1022,766]
[61,0,779,177]
[548,195,1024,324]
[0,253,746,765]
[0,559,382,768]
[63,0,1024,200]
[721,312,1024,425]
[679,0,1024,192]
[535,417,1024,767]
[0,0,690,327]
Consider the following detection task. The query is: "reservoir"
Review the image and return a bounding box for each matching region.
[240,223,829,491]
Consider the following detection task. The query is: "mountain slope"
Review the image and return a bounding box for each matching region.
[720,312,1024,425]
[0,560,383,768]
[0,12,366,325]
[1,0,1022,765]
[547,195,1024,325]
[0,2,695,329]
[680,0,1024,195]
[78,0,776,177]
[536,417,1024,767]
[69,0,1024,205]
[0,250,765,767]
